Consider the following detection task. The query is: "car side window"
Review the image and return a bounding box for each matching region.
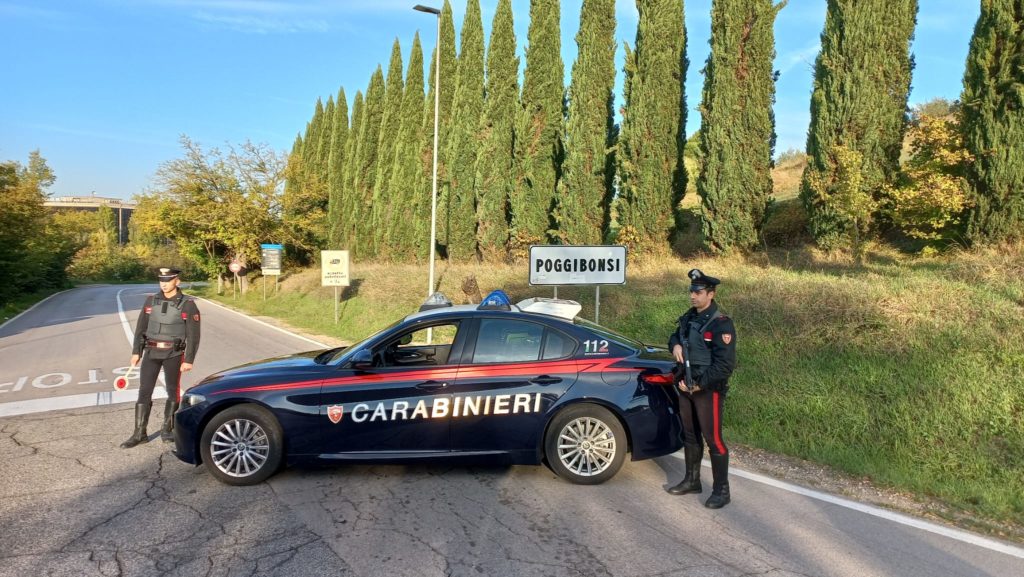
[377,322,459,367]
[542,329,576,360]
[472,319,543,363]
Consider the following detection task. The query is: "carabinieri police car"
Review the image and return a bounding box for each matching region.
[174,290,683,486]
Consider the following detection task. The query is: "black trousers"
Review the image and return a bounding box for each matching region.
[678,389,728,457]
[138,352,183,405]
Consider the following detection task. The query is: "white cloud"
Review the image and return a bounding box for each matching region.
[777,41,819,74]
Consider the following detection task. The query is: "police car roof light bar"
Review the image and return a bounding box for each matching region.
[478,289,512,311]
[419,292,453,311]
[516,297,582,320]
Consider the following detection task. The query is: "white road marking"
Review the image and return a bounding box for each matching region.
[0,388,166,417]
[196,296,329,348]
[674,454,1024,560]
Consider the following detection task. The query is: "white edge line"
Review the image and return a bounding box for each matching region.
[670,453,1024,559]
[0,289,72,332]
[195,296,330,348]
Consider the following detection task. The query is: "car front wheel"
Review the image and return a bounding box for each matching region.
[200,404,283,486]
[544,404,627,485]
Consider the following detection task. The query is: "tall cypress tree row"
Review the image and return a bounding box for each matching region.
[384,34,426,261]
[371,39,406,258]
[698,0,785,252]
[340,91,364,250]
[475,0,519,262]
[616,0,687,254]
[556,0,617,245]
[415,0,458,264]
[962,0,1024,244]
[441,0,484,261]
[353,68,386,260]
[511,0,564,252]
[800,0,917,250]
[327,87,349,249]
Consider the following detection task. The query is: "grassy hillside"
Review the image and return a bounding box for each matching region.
[195,244,1024,528]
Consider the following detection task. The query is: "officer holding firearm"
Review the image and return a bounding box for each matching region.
[666,269,737,509]
[121,268,201,449]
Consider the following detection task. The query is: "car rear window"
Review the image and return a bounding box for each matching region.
[472,319,543,363]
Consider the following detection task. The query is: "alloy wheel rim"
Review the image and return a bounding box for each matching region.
[210,418,270,477]
[557,417,616,477]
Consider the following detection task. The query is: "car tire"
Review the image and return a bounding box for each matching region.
[544,404,627,485]
[200,404,283,486]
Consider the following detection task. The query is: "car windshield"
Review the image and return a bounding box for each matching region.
[324,317,405,364]
[573,318,644,351]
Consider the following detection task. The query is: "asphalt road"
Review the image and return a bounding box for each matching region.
[0,285,1021,577]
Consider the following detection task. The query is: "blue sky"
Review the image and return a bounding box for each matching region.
[1,0,977,201]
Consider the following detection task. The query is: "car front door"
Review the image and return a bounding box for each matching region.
[449,317,578,457]
[317,321,464,456]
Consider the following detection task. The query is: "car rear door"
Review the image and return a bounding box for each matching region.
[448,317,579,457]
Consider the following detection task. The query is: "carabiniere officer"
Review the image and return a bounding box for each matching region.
[666,269,737,508]
[121,268,201,448]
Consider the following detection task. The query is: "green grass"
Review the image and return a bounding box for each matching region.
[195,246,1024,527]
[1,287,67,324]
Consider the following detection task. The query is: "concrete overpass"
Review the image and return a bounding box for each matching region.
[44,195,136,244]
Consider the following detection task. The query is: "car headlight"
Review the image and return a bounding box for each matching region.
[182,392,206,408]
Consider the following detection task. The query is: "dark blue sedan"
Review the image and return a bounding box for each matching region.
[174,291,682,485]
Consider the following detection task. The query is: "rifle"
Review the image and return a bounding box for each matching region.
[681,341,694,392]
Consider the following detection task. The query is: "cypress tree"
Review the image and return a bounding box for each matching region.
[284,133,303,210]
[327,87,349,249]
[385,34,426,261]
[698,0,785,252]
[303,98,325,174]
[962,0,1024,244]
[317,96,335,186]
[800,0,918,251]
[353,68,386,260]
[340,91,364,250]
[441,0,484,261]
[511,0,564,253]
[616,0,687,254]
[475,0,519,262]
[556,0,617,245]
[371,39,406,258]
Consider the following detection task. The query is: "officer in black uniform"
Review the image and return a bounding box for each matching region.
[666,269,737,508]
[121,268,201,448]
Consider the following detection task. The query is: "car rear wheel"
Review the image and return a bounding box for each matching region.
[200,404,283,486]
[544,404,627,485]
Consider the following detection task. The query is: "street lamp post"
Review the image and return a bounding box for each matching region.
[414,4,441,305]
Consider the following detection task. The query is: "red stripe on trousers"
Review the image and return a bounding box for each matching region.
[712,392,726,455]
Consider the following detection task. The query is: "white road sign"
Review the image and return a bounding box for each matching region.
[321,250,350,287]
[529,245,626,286]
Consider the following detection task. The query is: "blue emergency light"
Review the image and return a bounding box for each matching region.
[478,289,512,311]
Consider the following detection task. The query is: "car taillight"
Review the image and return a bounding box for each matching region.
[640,373,673,385]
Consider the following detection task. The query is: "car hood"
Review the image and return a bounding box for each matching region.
[196,349,330,386]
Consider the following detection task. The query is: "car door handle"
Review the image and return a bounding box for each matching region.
[530,375,562,385]
[415,380,448,391]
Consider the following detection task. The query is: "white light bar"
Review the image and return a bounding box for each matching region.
[516,297,582,320]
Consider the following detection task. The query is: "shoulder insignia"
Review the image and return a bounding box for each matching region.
[192,314,201,322]
[722,334,733,345]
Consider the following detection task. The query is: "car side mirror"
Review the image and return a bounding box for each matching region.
[350,349,373,370]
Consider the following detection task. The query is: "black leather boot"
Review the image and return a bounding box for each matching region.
[704,453,730,509]
[667,444,704,495]
[120,403,151,449]
[160,400,179,443]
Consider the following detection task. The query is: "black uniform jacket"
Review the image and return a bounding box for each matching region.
[667,301,737,393]
[131,290,202,363]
